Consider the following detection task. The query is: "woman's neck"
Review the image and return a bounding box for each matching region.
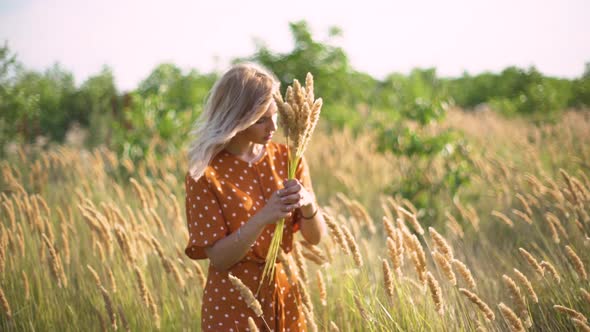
[224,140,264,160]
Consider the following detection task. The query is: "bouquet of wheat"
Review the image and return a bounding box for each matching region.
[258,73,322,291]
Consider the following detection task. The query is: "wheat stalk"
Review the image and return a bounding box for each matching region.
[329,321,341,331]
[433,251,456,285]
[99,285,117,330]
[452,258,476,289]
[323,212,349,254]
[0,287,11,321]
[540,260,561,283]
[581,288,590,305]
[387,236,402,276]
[398,206,424,235]
[22,270,30,301]
[498,302,525,332]
[302,302,318,332]
[572,318,590,332]
[512,209,533,225]
[383,216,396,239]
[502,274,530,327]
[353,295,370,321]
[341,225,363,267]
[426,271,444,315]
[133,265,151,306]
[260,73,322,288]
[87,264,102,286]
[228,274,263,317]
[300,240,328,266]
[445,212,464,238]
[565,245,587,280]
[382,259,395,300]
[293,241,308,283]
[192,261,207,288]
[492,210,514,227]
[519,248,544,278]
[248,317,260,332]
[516,193,533,216]
[553,304,587,322]
[459,288,495,321]
[429,227,453,261]
[41,233,68,288]
[316,270,327,306]
[513,268,538,303]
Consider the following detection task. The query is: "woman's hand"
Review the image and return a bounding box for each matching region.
[256,179,316,226]
[282,179,314,209]
[257,180,302,225]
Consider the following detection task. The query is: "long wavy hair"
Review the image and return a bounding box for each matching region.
[188,63,279,179]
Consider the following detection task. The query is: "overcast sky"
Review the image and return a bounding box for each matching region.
[1,0,589,91]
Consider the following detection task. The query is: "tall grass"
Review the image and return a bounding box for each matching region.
[0,110,589,331]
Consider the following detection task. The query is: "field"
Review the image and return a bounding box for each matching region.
[0,109,589,331]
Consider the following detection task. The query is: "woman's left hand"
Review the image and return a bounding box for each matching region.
[278,179,314,209]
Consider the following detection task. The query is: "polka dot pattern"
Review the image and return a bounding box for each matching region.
[184,142,312,331]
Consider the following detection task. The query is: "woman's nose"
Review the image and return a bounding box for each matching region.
[268,117,277,131]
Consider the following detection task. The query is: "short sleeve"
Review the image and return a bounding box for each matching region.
[184,173,228,260]
[292,156,316,232]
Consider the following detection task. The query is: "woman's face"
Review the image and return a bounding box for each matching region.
[234,101,278,145]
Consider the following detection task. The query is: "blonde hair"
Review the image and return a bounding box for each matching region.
[188,63,279,179]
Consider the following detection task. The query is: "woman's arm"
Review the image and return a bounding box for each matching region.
[299,200,326,245]
[204,183,303,271]
[204,213,267,271]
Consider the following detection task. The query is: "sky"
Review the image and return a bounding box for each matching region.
[1,0,589,91]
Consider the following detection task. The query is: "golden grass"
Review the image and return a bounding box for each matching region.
[1,109,589,330]
[458,288,495,322]
[228,274,263,317]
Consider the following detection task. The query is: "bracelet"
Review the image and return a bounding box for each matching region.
[301,205,319,219]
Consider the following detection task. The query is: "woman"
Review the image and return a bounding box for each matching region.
[184,63,326,331]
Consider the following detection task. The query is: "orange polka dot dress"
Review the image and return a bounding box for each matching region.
[184,142,311,332]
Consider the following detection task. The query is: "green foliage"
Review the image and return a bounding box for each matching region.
[448,66,578,120]
[137,63,216,114]
[243,20,378,129]
[1,28,589,162]
[67,67,120,146]
[570,63,590,108]
[112,91,186,161]
[109,64,216,161]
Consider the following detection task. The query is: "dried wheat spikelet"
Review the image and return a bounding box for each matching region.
[426,271,444,315]
[518,248,544,278]
[572,318,590,332]
[553,304,587,322]
[502,274,530,327]
[432,251,456,285]
[498,302,525,332]
[540,260,561,283]
[513,268,538,303]
[248,317,260,332]
[398,206,424,235]
[260,73,322,288]
[492,210,514,227]
[459,288,495,321]
[228,274,263,317]
[0,287,11,321]
[565,245,587,280]
[382,259,395,299]
[341,225,363,267]
[452,258,476,289]
[429,227,453,260]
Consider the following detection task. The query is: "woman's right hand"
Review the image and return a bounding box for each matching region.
[257,180,303,225]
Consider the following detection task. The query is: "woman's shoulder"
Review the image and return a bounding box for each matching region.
[185,166,216,187]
